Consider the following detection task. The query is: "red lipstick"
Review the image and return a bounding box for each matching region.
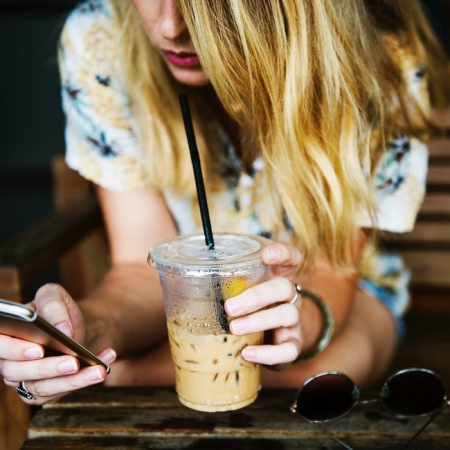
[162,51,201,68]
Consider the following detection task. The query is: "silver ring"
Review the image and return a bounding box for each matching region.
[290,283,302,304]
[15,381,36,400]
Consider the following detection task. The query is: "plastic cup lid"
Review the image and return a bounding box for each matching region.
[148,233,272,271]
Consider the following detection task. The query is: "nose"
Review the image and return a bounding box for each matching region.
[159,0,188,40]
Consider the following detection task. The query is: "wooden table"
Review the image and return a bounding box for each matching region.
[21,385,450,449]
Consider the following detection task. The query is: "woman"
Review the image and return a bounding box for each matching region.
[1,0,448,405]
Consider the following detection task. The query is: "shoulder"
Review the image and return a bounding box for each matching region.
[368,135,428,233]
[60,1,145,191]
[60,0,118,59]
[65,0,115,25]
[59,0,129,130]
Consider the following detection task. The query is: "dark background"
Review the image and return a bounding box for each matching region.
[0,0,449,245]
[0,1,78,244]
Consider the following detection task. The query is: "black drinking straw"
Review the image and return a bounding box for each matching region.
[179,94,229,332]
[179,94,215,250]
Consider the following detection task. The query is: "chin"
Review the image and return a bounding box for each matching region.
[171,68,210,87]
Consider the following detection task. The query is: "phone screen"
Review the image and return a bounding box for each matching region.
[0,299,110,373]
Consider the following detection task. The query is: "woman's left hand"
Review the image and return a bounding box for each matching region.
[224,242,304,369]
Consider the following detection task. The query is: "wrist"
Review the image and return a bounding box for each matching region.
[297,286,334,360]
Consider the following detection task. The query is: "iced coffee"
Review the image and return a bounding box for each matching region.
[148,233,271,412]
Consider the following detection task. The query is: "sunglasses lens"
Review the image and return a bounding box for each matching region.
[295,373,357,422]
[382,369,446,416]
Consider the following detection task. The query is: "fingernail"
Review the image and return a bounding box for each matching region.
[85,366,104,383]
[242,347,257,361]
[100,348,117,365]
[225,298,242,316]
[265,246,280,261]
[230,317,249,334]
[58,358,79,374]
[24,347,44,359]
[56,321,72,337]
[225,298,237,315]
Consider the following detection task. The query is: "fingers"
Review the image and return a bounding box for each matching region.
[0,335,44,361]
[229,302,301,366]
[1,356,80,385]
[32,284,78,338]
[0,345,117,385]
[224,245,304,367]
[1,347,116,406]
[262,242,303,277]
[10,365,108,405]
[225,277,296,317]
[1,307,117,407]
[229,301,300,335]
[1,284,116,405]
[242,341,300,366]
[97,348,117,366]
[226,280,302,366]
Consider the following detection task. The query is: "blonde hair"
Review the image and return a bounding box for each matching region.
[111,0,447,268]
[111,2,218,192]
[366,0,450,136]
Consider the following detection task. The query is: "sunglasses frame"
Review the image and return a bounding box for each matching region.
[291,367,447,422]
[290,368,449,449]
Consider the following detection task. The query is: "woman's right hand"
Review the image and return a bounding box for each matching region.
[0,284,116,405]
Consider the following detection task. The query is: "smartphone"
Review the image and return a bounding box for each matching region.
[0,298,110,373]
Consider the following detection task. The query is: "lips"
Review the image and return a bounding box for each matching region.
[162,50,201,68]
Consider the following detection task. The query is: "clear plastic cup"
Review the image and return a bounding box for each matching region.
[148,233,272,412]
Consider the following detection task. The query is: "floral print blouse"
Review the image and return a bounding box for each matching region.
[59,0,430,335]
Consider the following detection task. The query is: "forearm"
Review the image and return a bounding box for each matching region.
[304,288,397,387]
[79,185,178,357]
[296,230,367,357]
[263,287,398,388]
[78,263,167,357]
[296,265,357,357]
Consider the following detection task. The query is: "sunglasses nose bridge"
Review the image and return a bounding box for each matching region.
[358,398,378,407]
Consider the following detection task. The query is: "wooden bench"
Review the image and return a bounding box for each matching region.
[1,125,449,450]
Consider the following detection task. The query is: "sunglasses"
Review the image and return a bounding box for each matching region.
[290,367,449,449]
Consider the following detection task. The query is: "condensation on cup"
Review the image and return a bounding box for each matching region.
[148,233,272,412]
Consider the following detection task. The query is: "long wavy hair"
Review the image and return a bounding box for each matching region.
[111,0,448,267]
